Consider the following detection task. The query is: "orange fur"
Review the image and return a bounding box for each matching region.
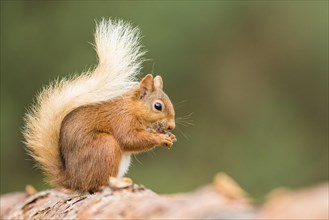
[23,19,144,187]
[59,75,176,191]
[23,19,176,192]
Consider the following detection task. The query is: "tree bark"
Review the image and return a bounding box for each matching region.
[0,173,327,219]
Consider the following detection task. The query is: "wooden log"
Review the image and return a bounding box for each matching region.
[1,173,327,219]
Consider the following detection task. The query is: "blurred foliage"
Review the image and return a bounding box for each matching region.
[1,1,328,200]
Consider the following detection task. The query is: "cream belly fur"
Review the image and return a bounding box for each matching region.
[117,153,131,177]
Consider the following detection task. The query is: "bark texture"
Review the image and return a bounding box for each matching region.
[0,173,328,219]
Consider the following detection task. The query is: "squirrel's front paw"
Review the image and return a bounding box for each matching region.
[167,132,177,142]
[158,133,176,148]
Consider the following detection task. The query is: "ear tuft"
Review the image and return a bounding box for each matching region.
[154,75,163,89]
[139,74,154,99]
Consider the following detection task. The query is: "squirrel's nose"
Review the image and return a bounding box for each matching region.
[167,121,175,130]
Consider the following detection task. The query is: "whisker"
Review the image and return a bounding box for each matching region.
[177,121,194,127]
[133,154,143,166]
[175,105,185,110]
[174,100,188,110]
[146,149,157,159]
[151,149,157,159]
[176,117,194,122]
[176,120,192,124]
[151,62,156,74]
[176,112,194,127]
[174,100,188,106]
[179,112,194,119]
[177,125,190,140]
[176,114,193,121]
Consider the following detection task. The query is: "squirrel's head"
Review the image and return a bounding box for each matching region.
[134,74,175,132]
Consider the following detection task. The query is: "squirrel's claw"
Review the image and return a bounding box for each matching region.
[158,133,175,148]
[167,132,177,142]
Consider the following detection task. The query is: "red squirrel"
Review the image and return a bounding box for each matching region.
[23,19,176,192]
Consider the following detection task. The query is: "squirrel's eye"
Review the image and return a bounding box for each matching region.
[154,102,163,111]
[152,100,164,112]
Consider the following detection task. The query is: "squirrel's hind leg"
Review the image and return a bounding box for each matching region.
[64,133,122,192]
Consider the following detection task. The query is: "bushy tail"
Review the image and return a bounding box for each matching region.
[23,19,145,186]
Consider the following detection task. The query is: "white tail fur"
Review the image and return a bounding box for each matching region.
[23,18,145,185]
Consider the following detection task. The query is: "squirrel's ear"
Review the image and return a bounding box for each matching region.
[154,75,163,89]
[138,74,154,99]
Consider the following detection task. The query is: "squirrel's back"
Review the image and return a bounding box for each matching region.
[23,19,145,187]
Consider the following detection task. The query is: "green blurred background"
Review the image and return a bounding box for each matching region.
[1,1,328,200]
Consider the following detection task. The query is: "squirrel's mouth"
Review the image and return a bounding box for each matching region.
[146,121,170,134]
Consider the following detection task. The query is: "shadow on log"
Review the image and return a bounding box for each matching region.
[0,173,328,219]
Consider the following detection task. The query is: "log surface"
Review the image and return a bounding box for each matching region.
[0,174,327,219]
